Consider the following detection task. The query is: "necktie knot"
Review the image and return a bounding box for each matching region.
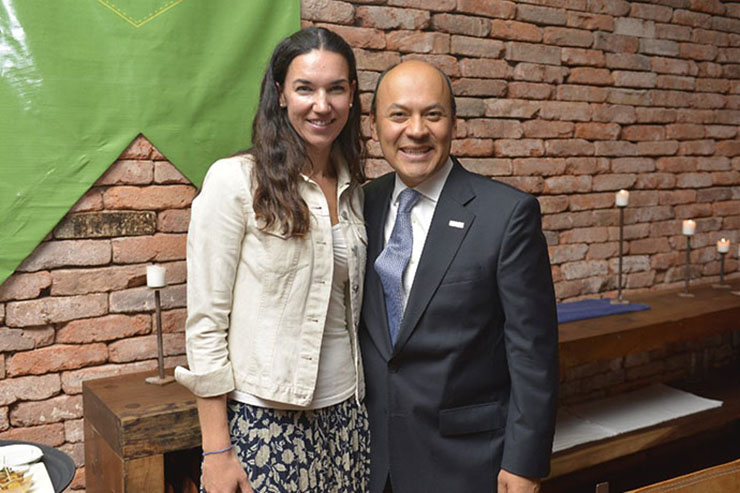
[397,188,420,213]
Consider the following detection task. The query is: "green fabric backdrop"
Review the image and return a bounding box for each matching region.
[0,0,300,284]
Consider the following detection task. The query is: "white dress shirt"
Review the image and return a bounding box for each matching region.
[382,158,453,309]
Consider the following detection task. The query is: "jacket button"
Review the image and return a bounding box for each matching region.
[388,361,399,373]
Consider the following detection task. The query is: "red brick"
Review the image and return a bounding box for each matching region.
[512,63,569,83]
[451,36,504,58]
[508,82,553,100]
[354,49,401,71]
[656,156,698,172]
[356,6,429,29]
[65,418,83,443]
[543,211,595,230]
[592,104,637,124]
[544,175,592,194]
[514,158,567,176]
[659,190,696,205]
[495,176,545,194]
[635,173,677,189]
[457,0,516,19]
[676,172,713,188]
[665,124,704,140]
[120,136,153,160]
[606,88,648,106]
[402,54,460,76]
[459,159,513,176]
[545,139,595,157]
[544,27,593,47]
[568,68,613,86]
[574,122,620,140]
[69,188,104,213]
[692,28,729,47]
[695,78,731,93]
[612,158,655,174]
[495,139,545,157]
[594,32,639,53]
[60,361,157,394]
[650,90,691,107]
[595,141,639,156]
[566,11,614,31]
[69,467,85,490]
[57,314,150,344]
[452,139,495,157]
[630,3,673,21]
[691,93,726,109]
[549,244,589,264]
[569,193,617,211]
[6,293,107,327]
[656,75,695,91]
[10,394,82,426]
[614,17,656,38]
[0,328,34,352]
[0,423,65,447]
[516,4,566,26]
[562,260,609,280]
[22,326,54,349]
[539,195,570,214]
[651,57,697,76]
[456,97,486,117]
[715,110,740,125]
[506,42,561,66]
[432,14,490,37]
[613,71,657,88]
[386,31,450,54]
[655,22,693,42]
[587,0,630,15]
[717,141,740,157]
[621,125,666,142]
[96,160,154,186]
[672,9,712,28]
[690,0,725,15]
[157,208,191,233]
[561,48,606,67]
[8,344,108,377]
[103,185,195,211]
[17,239,111,272]
[467,119,523,138]
[111,234,186,263]
[316,25,385,49]
[60,442,84,467]
[679,42,718,61]
[713,201,740,216]
[559,227,609,244]
[459,58,509,78]
[485,99,541,119]
[153,162,190,185]
[605,53,651,71]
[637,141,680,156]
[0,272,51,302]
[0,408,7,432]
[523,120,574,138]
[302,0,354,24]
[108,334,185,363]
[635,108,677,123]
[0,374,60,407]
[388,0,455,10]
[630,238,671,255]
[679,140,716,156]
[162,308,187,333]
[566,157,610,175]
[109,284,186,313]
[593,174,637,191]
[51,265,145,296]
[713,171,740,186]
[674,202,712,218]
[540,101,591,121]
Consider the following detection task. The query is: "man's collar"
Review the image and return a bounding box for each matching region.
[391,157,453,205]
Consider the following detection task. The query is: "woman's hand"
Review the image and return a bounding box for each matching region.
[201,449,252,493]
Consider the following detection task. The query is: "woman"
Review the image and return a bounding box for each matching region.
[175,27,368,492]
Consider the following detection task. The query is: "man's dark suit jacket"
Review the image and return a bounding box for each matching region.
[360,158,559,492]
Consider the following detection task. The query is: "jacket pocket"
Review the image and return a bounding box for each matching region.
[439,402,505,436]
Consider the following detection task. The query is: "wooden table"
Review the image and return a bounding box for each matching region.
[83,369,200,493]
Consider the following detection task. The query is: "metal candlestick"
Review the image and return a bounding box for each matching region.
[678,236,694,298]
[145,288,175,385]
[611,207,629,305]
[713,251,731,289]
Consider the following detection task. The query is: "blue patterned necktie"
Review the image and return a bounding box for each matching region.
[375,188,421,346]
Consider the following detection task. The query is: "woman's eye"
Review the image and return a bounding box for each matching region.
[295,86,312,93]
[330,85,347,93]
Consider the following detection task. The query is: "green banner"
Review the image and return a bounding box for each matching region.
[0,0,300,284]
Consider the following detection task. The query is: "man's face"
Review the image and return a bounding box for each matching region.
[372,61,455,188]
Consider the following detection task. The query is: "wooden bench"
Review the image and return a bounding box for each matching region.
[626,457,740,492]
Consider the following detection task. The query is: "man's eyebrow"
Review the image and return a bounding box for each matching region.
[385,103,448,112]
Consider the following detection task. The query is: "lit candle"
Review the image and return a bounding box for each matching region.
[146,265,166,288]
[682,219,696,236]
[717,238,730,253]
[615,189,629,207]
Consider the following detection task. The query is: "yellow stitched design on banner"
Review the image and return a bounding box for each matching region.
[97,0,186,27]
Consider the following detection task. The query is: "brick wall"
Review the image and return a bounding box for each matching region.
[1,1,740,489]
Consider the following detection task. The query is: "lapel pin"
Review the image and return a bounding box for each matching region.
[448,220,465,229]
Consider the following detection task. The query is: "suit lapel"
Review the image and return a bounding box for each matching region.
[364,175,395,357]
[393,159,476,354]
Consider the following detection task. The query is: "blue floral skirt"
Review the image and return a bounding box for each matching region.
[203,397,370,492]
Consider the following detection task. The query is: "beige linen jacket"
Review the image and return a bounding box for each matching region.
[175,153,366,407]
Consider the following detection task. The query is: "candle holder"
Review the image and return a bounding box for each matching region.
[678,235,694,298]
[611,206,629,305]
[713,251,731,289]
[145,287,175,386]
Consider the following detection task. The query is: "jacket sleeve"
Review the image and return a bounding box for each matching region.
[174,158,249,397]
[497,194,559,478]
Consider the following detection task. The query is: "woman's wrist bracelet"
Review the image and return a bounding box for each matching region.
[202,445,233,457]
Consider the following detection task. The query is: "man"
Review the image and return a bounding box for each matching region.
[360,60,559,492]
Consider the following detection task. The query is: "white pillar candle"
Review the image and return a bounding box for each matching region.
[615,189,629,207]
[146,265,167,288]
[682,219,696,236]
[717,238,730,253]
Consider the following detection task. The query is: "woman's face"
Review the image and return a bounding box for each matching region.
[279,49,355,160]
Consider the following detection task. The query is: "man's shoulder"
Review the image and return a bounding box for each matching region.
[453,158,535,206]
